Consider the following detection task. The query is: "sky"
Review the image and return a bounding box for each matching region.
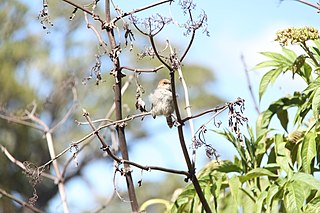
[22,0,320,212]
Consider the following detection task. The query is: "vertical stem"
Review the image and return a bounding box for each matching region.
[45,132,69,213]
[170,72,212,213]
[104,1,139,212]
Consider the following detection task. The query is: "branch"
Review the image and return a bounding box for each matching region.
[0,188,44,213]
[61,0,104,24]
[26,112,70,213]
[49,86,78,133]
[181,98,245,123]
[241,53,260,114]
[169,71,212,213]
[84,12,109,53]
[82,110,189,177]
[104,0,139,210]
[0,113,43,132]
[120,65,165,73]
[111,0,173,24]
[0,144,57,182]
[294,0,320,10]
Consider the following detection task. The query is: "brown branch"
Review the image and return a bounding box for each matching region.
[180,9,196,62]
[61,0,104,24]
[111,0,173,24]
[120,65,165,73]
[169,71,212,213]
[295,0,320,10]
[181,98,245,123]
[0,188,44,213]
[105,0,139,211]
[149,35,172,71]
[82,110,189,176]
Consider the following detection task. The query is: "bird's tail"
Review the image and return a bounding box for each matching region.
[166,116,173,128]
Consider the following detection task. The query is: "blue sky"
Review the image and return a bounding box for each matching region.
[28,0,320,212]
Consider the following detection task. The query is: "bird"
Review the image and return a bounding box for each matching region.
[149,79,174,128]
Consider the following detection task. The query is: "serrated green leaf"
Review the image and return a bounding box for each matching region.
[301,132,317,174]
[259,68,282,101]
[276,110,289,132]
[312,87,320,120]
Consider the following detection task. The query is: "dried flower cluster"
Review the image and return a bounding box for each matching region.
[275,27,319,46]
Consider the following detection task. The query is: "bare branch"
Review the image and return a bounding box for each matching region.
[0,144,57,182]
[0,113,43,131]
[294,0,320,10]
[84,12,108,53]
[0,188,44,213]
[49,86,78,133]
[111,0,173,24]
[240,53,260,114]
[120,65,165,73]
[61,0,104,25]
[82,110,189,176]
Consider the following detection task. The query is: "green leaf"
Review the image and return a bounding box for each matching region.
[265,179,286,210]
[284,181,305,213]
[276,110,289,132]
[229,175,241,206]
[301,132,317,174]
[256,94,307,135]
[292,173,320,190]
[282,47,297,61]
[252,60,282,70]
[274,134,292,175]
[260,51,293,64]
[239,168,278,183]
[312,87,320,121]
[259,68,282,101]
[255,190,268,212]
[303,75,320,94]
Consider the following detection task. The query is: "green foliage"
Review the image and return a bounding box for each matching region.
[142,29,320,213]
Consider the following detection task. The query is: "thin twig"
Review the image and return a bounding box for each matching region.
[0,114,43,131]
[0,188,44,213]
[294,0,320,10]
[50,86,78,133]
[0,144,57,182]
[84,12,109,53]
[111,0,173,24]
[240,53,260,114]
[82,110,189,176]
[61,0,104,24]
[120,65,165,73]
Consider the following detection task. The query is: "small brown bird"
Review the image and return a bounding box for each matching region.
[149,79,174,128]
